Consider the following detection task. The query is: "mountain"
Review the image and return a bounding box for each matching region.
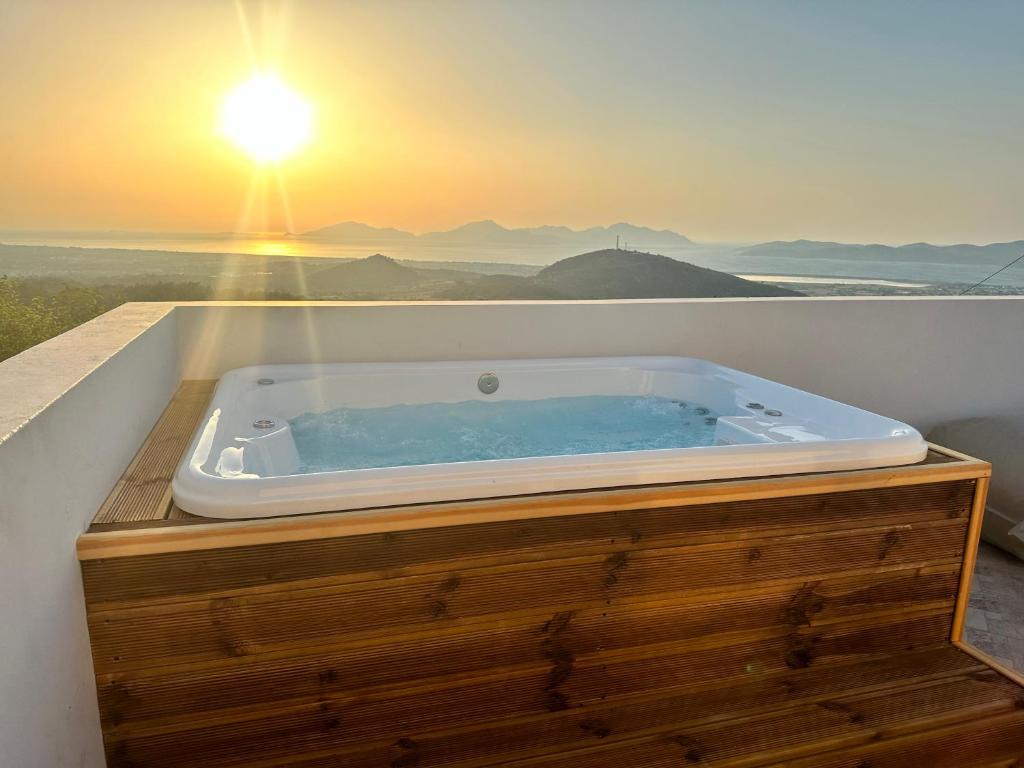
[301,222,416,242]
[299,219,693,252]
[737,239,1024,266]
[418,220,554,246]
[536,249,800,299]
[433,249,799,300]
[578,222,692,247]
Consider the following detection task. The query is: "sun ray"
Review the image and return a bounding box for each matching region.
[233,0,258,69]
[219,2,323,390]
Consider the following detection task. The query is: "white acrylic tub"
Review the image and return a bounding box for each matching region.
[172,357,927,519]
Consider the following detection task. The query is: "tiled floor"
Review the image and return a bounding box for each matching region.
[965,541,1024,671]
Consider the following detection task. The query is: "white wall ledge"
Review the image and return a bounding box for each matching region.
[0,302,176,446]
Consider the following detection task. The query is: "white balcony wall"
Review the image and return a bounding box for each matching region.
[2,296,1024,766]
[0,304,179,768]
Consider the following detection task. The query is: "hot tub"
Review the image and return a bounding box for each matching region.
[171,357,927,519]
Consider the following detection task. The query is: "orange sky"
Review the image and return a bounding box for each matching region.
[1,1,1022,244]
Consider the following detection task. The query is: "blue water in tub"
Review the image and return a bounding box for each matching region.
[288,395,719,473]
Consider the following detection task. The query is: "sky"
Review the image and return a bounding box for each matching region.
[1,0,1022,244]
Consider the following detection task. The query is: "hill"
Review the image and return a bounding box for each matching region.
[297,250,798,299]
[0,244,801,300]
[535,249,800,299]
[308,254,470,293]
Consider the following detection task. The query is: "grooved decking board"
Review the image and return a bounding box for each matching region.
[100,615,962,768]
[86,521,967,673]
[271,646,989,768]
[81,480,975,606]
[499,668,1024,768]
[93,567,960,726]
[91,380,215,526]
[769,709,1024,768]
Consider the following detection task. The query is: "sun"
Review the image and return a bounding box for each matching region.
[220,73,313,164]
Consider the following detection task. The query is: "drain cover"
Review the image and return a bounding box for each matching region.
[252,419,276,430]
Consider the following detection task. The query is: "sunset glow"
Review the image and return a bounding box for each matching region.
[220,73,312,164]
[2,2,1023,243]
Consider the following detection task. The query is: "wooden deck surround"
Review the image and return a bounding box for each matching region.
[77,381,1024,768]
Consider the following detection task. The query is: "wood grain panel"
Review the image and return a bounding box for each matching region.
[770,709,1024,768]
[477,670,1024,768]
[82,480,974,607]
[87,521,966,672]
[101,613,959,768]
[95,568,959,729]
[274,645,987,768]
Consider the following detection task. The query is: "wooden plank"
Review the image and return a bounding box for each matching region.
[77,450,988,560]
[100,614,959,768]
[81,480,975,607]
[952,475,990,641]
[927,440,987,464]
[165,503,203,523]
[765,709,1024,768]
[86,521,966,672]
[91,380,215,526]
[94,567,960,729]
[268,646,986,768]
[470,669,1024,768]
